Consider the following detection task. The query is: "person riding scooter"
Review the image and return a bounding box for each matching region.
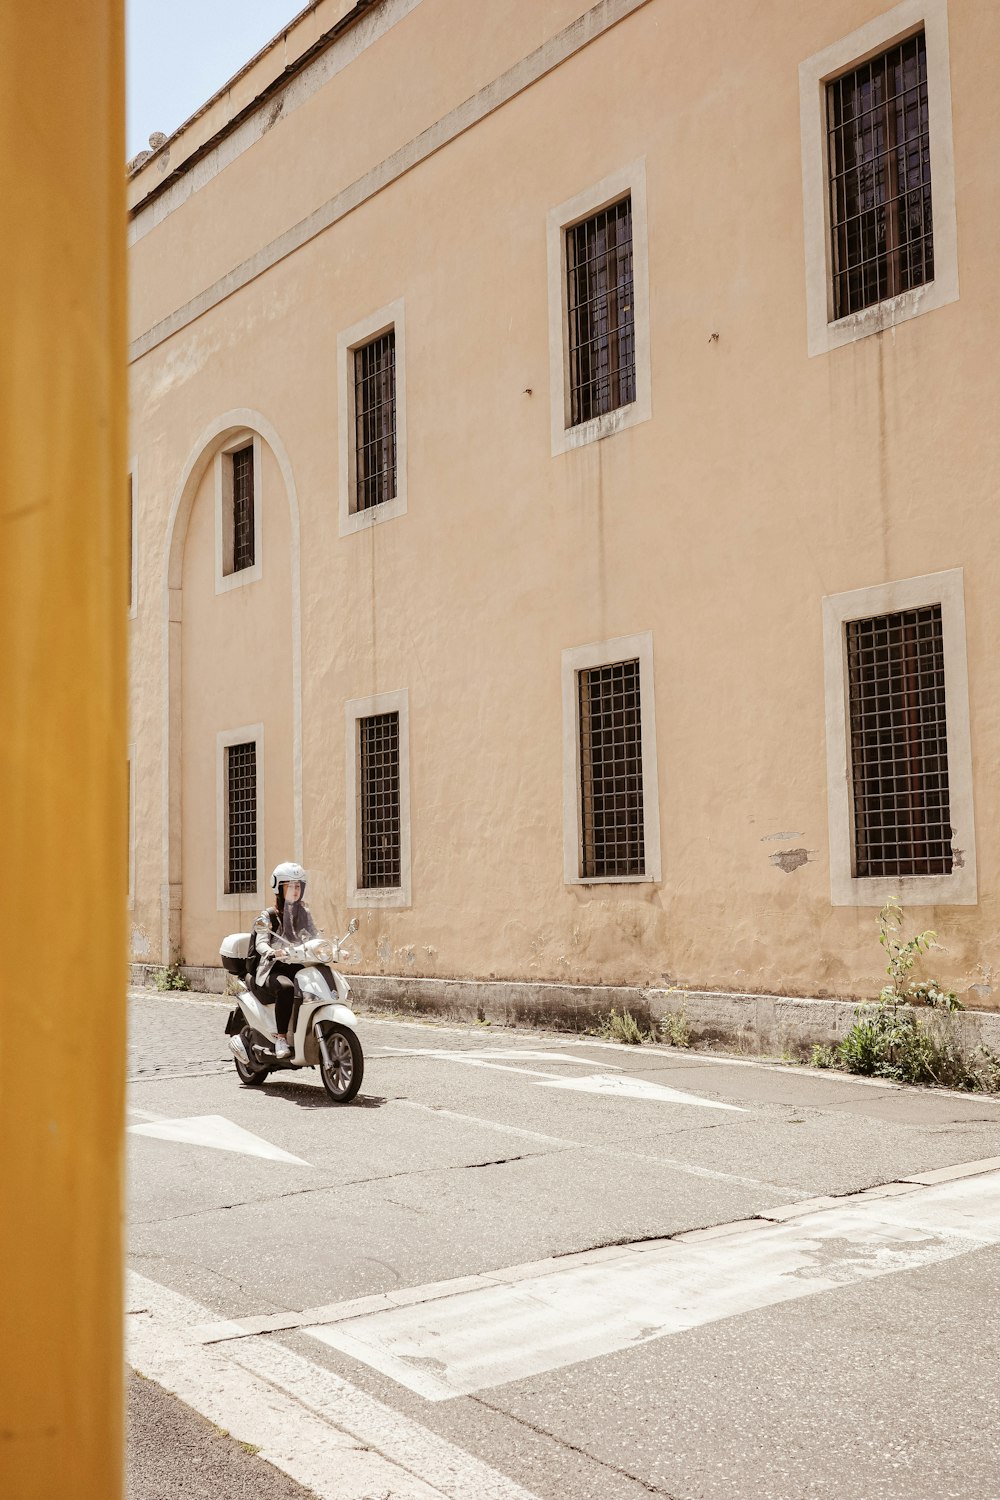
[249,861,317,1058]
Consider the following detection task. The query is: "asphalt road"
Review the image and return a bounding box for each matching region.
[127,1369,319,1499]
[126,990,1000,1500]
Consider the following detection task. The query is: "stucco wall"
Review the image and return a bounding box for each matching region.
[128,0,1000,1006]
[179,440,295,962]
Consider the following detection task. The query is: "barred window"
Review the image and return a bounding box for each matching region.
[566,197,635,427]
[827,32,933,320]
[232,445,255,573]
[846,606,952,878]
[359,711,400,888]
[354,331,396,513]
[579,659,645,879]
[225,741,258,894]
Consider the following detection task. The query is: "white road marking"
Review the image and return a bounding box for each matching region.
[378,1047,584,1081]
[394,1100,578,1148]
[551,1032,1000,1103]
[538,1073,743,1109]
[379,1045,741,1111]
[128,1113,309,1165]
[128,1271,541,1500]
[379,1046,619,1068]
[307,1170,1000,1400]
[393,1099,800,1195]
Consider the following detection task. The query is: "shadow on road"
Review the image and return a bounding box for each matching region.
[248,1079,391,1111]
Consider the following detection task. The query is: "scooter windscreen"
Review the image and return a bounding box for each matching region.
[269,870,361,968]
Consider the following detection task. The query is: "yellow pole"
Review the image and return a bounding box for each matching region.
[0,5,126,1498]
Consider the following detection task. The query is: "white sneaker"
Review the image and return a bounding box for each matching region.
[274,1036,291,1060]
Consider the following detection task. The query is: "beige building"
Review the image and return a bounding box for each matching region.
[128,0,999,1009]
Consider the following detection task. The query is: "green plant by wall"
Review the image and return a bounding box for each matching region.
[815,900,997,1091]
[660,1010,691,1048]
[595,1007,655,1045]
[155,960,190,992]
[876,896,959,1013]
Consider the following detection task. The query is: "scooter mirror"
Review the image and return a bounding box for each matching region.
[348,917,359,935]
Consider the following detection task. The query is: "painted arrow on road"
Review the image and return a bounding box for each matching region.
[538,1073,743,1108]
[378,1047,743,1112]
[128,1113,310,1165]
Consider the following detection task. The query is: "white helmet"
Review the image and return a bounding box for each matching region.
[271,861,307,895]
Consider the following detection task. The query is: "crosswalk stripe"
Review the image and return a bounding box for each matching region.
[127,1271,542,1500]
[306,1170,1000,1401]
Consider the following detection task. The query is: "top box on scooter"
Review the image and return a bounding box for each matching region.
[220,932,251,978]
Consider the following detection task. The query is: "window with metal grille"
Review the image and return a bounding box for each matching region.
[579,658,645,878]
[846,605,952,879]
[359,711,400,888]
[225,741,258,894]
[354,331,396,512]
[231,445,255,572]
[566,197,635,427]
[827,32,933,320]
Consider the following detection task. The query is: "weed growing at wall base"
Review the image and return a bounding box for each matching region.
[595,1008,655,1045]
[155,961,190,992]
[660,1010,691,1048]
[812,900,999,1091]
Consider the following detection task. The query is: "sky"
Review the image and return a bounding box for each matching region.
[126,0,304,159]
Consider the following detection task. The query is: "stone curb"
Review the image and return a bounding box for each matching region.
[129,967,1000,1058]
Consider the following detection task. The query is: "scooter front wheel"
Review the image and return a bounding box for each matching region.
[318,1023,363,1103]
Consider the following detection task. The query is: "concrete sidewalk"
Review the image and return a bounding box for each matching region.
[128,1370,319,1499]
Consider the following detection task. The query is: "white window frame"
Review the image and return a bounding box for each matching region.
[338,299,407,537]
[561,631,661,885]
[822,567,976,906]
[214,431,263,593]
[216,723,264,910]
[799,0,958,358]
[345,688,411,909]
[547,159,652,457]
[127,743,136,910]
[128,455,138,619]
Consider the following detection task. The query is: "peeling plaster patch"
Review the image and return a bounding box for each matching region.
[131,925,152,959]
[953,847,965,868]
[761,832,804,842]
[769,848,812,874]
[400,946,416,967]
[376,937,392,965]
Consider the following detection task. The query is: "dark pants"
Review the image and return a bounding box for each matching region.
[256,963,298,1035]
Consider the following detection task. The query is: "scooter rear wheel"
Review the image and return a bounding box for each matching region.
[318,1023,363,1103]
[234,1028,269,1087]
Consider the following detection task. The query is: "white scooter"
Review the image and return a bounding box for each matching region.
[220,916,364,1103]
